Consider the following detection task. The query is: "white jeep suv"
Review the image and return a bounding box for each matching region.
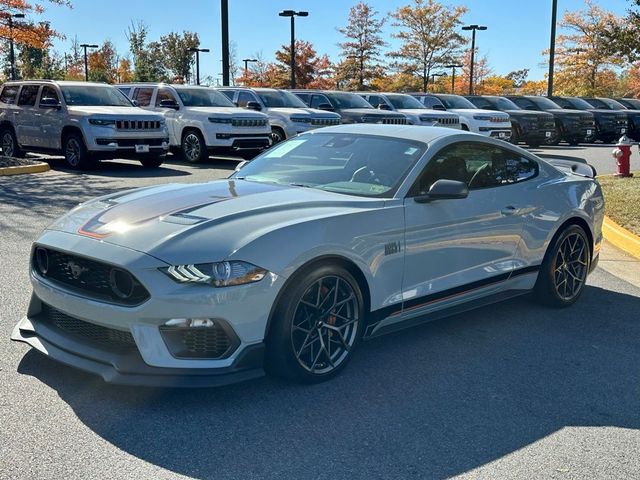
[0,80,169,169]
[218,87,341,144]
[118,84,271,162]
[359,92,461,128]
[412,93,512,140]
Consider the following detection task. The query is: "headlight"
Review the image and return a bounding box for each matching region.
[89,119,116,126]
[161,261,267,287]
[208,117,233,124]
[419,116,440,123]
[473,115,493,121]
[290,115,311,123]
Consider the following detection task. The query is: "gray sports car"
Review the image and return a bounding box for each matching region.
[12,125,604,386]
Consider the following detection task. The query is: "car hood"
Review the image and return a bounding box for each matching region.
[47,180,383,264]
[397,109,456,117]
[546,108,591,116]
[68,106,164,119]
[340,108,404,117]
[184,107,268,119]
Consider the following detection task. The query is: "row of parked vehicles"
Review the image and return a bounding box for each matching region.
[0,79,638,169]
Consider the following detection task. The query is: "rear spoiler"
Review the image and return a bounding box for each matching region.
[537,154,597,178]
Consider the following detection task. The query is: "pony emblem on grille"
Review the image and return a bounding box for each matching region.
[66,260,88,279]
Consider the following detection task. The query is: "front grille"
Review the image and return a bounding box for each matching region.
[311,118,341,126]
[39,303,136,352]
[160,323,237,359]
[579,115,596,128]
[436,117,459,125]
[116,120,162,130]
[231,118,268,127]
[616,114,628,127]
[362,116,407,125]
[32,247,150,307]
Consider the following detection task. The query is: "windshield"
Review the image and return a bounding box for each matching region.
[61,85,133,107]
[584,98,610,109]
[621,98,640,109]
[176,88,235,107]
[494,97,520,110]
[233,133,426,198]
[564,97,596,110]
[530,96,562,109]
[257,90,308,108]
[386,94,425,110]
[438,95,477,109]
[601,98,626,110]
[327,92,373,109]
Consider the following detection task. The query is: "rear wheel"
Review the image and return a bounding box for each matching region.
[181,129,208,163]
[266,264,364,383]
[63,132,93,169]
[535,225,590,308]
[1,128,24,158]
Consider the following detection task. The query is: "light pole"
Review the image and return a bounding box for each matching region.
[188,47,210,85]
[462,24,487,95]
[80,43,99,82]
[242,58,257,77]
[547,0,558,97]
[279,10,308,89]
[3,13,25,81]
[445,63,463,94]
[430,73,446,92]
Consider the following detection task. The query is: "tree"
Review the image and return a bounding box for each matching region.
[87,41,118,83]
[268,40,334,89]
[0,0,70,53]
[506,69,529,88]
[605,0,640,62]
[126,21,167,82]
[159,31,199,83]
[389,0,467,92]
[550,0,623,96]
[458,50,492,95]
[336,2,386,90]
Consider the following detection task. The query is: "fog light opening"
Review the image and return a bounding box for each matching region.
[109,268,135,299]
[35,247,49,276]
[164,318,216,328]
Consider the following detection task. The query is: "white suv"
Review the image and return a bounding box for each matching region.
[359,92,461,128]
[118,84,271,162]
[0,80,169,169]
[218,87,341,144]
[412,93,512,140]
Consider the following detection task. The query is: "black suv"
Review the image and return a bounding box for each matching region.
[582,97,640,141]
[291,90,408,125]
[506,95,596,145]
[550,96,628,143]
[466,95,556,147]
[614,98,640,110]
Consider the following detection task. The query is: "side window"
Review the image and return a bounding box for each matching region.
[118,87,131,97]
[219,90,235,101]
[367,95,383,108]
[412,142,538,195]
[39,86,59,106]
[155,89,177,106]
[133,87,154,107]
[512,97,534,110]
[294,92,310,105]
[237,91,257,107]
[0,85,20,104]
[17,85,40,106]
[468,97,493,110]
[552,97,571,109]
[310,94,330,109]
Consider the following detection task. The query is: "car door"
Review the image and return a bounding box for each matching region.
[36,85,64,149]
[397,141,530,320]
[15,85,41,146]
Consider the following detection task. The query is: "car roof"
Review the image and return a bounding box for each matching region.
[304,123,465,143]
[2,80,109,87]
[116,83,210,89]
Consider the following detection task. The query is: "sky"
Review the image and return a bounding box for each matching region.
[38,0,632,82]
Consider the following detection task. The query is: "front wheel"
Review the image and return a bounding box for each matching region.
[1,128,25,158]
[266,264,364,383]
[270,127,286,145]
[534,225,590,308]
[181,130,208,163]
[63,133,93,169]
[139,156,164,168]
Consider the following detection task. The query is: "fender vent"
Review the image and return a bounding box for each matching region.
[385,242,401,256]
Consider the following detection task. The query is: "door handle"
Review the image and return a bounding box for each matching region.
[34,113,42,117]
[501,206,518,216]
[12,111,19,114]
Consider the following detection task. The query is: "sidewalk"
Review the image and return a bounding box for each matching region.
[598,240,640,288]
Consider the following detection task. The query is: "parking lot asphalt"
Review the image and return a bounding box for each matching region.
[1,147,639,480]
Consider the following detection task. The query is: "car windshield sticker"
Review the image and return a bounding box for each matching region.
[264,139,306,158]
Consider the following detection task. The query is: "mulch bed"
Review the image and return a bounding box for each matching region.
[0,157,42,168]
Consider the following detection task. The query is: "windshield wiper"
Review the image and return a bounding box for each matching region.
[289,182,314,188]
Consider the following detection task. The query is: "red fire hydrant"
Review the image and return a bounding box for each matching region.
[612,135,633,177]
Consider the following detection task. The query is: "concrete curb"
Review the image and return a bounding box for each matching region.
[602,215,640,260]
[0,162,50,176]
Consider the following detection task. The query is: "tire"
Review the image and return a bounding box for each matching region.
[270,127,286,145]
[266,263,365,383]
[139,156,164,168]
[1,128,25,158]
[568,139,581,146]
[63,132,93,169]
[534,224,591,308]
[461,124,469,131]
[181,129,208,163]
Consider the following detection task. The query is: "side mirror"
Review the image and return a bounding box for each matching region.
[377,103,392,111]
[414,179,469,203]
[246,101,262,111]
[432,104,446,111]
[132,99,140,107]
[159,99,179,110]
[317,102,334,111]
[39,97,61,109]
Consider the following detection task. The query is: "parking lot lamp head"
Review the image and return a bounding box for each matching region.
[461,25,487,95]
[187,48,210,85]
[279,10,309,89]
[80,43,99,82]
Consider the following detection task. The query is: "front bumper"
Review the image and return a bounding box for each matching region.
[11,314,264,387]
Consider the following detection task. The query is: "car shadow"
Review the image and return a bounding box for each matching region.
[39,155,192,178]
[15,281,640,479]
